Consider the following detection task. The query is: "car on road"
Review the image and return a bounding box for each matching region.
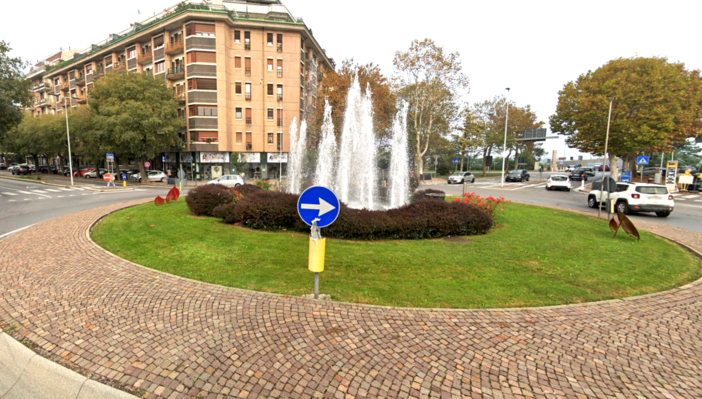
[84,168,108,178]
[505,169,530,182]
[598,164,611,171]
[207,174,245,188]
[132,171,168,182]
[546,174,571,191]
[38,165,60,174]
[568,169,588,181]
[447,171,475,184]
[580,167,596,176]
[7,163,19,173]
[642,167,661,176]
[12,164,33,175]
[587,182,674,217]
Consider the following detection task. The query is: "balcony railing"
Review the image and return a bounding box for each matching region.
[137,52,153,64]
[165,38,184,54]
[277,70,283,78]
[113,62,126,72]
[277,94,283,101]
[167,66,185,80]
[246,117,252,126]
[246,143,252,150]
[75,76,86,86]
[245,67,251,76]
[245,42,251,50]
[277,43,283,52]
[175,92,186,102]
[77,95,88,104]
[245,93,251,101]
[60,82,70,91]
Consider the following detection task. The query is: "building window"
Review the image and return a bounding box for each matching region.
[244,31,251,49]
[155,61,165,73]
[300,37,304,49]
[277,84,283,100]
[267,58,273,72]
[267,33,273,46]
[277,132,283,150]
[268,132,274,144]
[236,107,242,120]
[245,83,251,100]
[277,59,283,77]
[128,47,136,59]
[245,57,251,76]
[188,78,217,90]
[187,51,216,64]
[277,33,283,52]
[277,108,283,126]
[189,105,218,116]
[267,108,274,120]
[267,84,273,96]
[245,108,252,126]
[246,131,252,150]
[234,30,240,43]
[235,56,241,69]
[235,82,242,95]
[236,131,243,144]
[186,23,215,37]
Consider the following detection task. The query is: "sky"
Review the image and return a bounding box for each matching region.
[3,0,701,161]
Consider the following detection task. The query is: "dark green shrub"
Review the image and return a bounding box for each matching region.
[230,184,263,196]
[411,189,445,202]
[231,191,301,231]
[185,184,235,216]
[212,203,238,223]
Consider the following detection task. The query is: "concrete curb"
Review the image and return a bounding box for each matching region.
[0,332,137,399]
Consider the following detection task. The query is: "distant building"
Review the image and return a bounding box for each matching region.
[38,0,331,180]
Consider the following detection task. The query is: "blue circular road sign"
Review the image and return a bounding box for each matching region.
[297,186,340,228]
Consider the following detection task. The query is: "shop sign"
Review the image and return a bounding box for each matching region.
[238,152,261,163]
[267,153,288,163]
[200,152,230,163]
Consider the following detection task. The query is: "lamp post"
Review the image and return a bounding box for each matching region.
[48,93,77,186]
[597,97,614,219]
[279,94,283,184]
[500,88,510,187]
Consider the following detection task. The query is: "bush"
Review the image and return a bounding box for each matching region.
[214,190,494,240]
[451,192,508,218]
[411,189,445,203]
[230,184,263,196]
[186,184,235,216]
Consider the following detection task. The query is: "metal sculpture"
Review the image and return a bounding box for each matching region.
[166,186,180,203]
[154,196,165,206]
[609,211,640,240]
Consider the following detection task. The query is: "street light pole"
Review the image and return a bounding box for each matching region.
[49,93,75,186]
[597,98,613,219]
[500,88,510,188]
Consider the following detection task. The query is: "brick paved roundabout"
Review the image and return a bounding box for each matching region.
[1,199,701,399]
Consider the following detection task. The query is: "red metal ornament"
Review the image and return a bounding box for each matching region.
[166,186,180,203]
[154,196,165,206]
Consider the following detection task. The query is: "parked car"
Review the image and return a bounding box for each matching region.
[598,164,610,171]
[38,165,59,174]
[0,163,6,170]
[12,164,33,175]
[580,167,596,176]
[677,166,698,175]
[133,171,168,182]
[207,174,245,188]
[447,171,475,184]
[587,182,674,217]
[505,169,530,182]
[7,163,19,173]
[642,167,661,176]
[84,168,108,178]
[568,169,588,181]
[546,174,571,191]
[121,170,140,181]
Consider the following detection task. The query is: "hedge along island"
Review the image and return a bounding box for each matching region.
[90,185,700,308]
[190,185,497,240]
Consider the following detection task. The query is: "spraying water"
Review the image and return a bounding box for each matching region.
[388,101,410,208]
[286,117,308,194]
[314,99,337,190]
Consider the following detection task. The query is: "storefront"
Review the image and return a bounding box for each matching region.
[161,151,287,181]
[266,152,288,179]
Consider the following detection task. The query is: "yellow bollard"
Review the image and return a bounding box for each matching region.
[308,237,326,272]
[123,180,126,188]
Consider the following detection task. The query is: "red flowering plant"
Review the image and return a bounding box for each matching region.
[450,193,508,219]
[227,188,244,203]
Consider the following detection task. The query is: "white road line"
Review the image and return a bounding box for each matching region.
[1,192,17,196]
[0,224,37,240]
[44,189,60,192]
[17,190,51,198]
[31,190,48,194]
[8,200,15,202]
[57,196,64,198]
[683,195,700,199]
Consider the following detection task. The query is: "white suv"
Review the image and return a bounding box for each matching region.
[587,182,674,217]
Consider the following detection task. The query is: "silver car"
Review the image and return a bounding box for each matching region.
[207,175,245,188]
[447,171,475,184]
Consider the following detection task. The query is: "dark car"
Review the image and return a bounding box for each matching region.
[569,169,588,181]
[580,167,596,176]
[598,165,610,171]
[505,169,530,182]
[39,165,59,174]
[13,164,32,175]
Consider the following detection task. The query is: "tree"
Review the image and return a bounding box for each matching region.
[453,108,486,172]
[394,39,469,176]
[0,41,32,143]
[90,72,182,181]
[550,57,702,179]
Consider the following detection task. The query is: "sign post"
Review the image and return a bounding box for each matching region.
[665,161,678,193]
[297,186,340,299]
[104,173,115,187]
[637,156,649,182]
[176,167,187,191]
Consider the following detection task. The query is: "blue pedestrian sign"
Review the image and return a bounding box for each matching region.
[621,171,631,183]
[297,186,340,228]
[636,156,649,165]
[188,156,193,163]
[453,158,460,164]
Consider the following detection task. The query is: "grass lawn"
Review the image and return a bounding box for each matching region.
[91,201,700,309]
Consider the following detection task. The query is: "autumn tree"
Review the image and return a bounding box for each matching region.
[453,108,486,172]
[0,41,32,144]
[393,39,469,175]
[550,57,702,179]
[89,72,182,181]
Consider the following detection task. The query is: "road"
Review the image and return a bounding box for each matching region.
[0,177,165,237]
[436,171,702,232]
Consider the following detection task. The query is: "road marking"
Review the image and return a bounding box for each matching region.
[44,189,60,192]
[8,200,15,202]
[17,190,51,198]
[1,192,17,196]
[31,190,48,194]
[683,195,699,199]
[0,224,37,240]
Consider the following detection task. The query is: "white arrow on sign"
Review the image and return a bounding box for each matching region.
[301,198,336,217]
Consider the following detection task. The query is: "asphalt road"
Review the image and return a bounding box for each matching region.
[0,177,166,237]
[438,171,702,232]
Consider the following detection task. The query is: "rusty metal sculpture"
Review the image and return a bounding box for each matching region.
[154,196,165,206]
[609,211,640,240]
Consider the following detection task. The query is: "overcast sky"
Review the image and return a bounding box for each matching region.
[3,0,700,161]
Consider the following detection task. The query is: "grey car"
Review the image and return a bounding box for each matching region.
[447,171,475,184]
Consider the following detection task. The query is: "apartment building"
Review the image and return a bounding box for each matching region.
[41,0,331,180]
[27,50,79,117]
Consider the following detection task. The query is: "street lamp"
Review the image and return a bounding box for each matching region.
[500,88,510,187]
[48,93,78,186]
[597,97,614,219]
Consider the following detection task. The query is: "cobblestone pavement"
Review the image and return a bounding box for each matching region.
[1,200,701,399]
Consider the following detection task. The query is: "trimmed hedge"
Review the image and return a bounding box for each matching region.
[411,189,445,203]
[214,190,493,239]
[230,184,264,196]
[186,184,235,216]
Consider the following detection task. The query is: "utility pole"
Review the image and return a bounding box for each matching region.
[500,88,510,187]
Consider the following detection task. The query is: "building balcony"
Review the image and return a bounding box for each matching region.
[245,93,251,101]
[175,92,186,103]
[165,38,184,55]
[77,95,88,104]
[277,43,283,52]
[113,62,126,73]
[75,76,86,86]
[137,52,153,64]
[60,82,70,91]
[245,67,251,76]
[167,66,185,80]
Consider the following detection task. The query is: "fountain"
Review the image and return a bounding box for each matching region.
[286,76,410,209]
